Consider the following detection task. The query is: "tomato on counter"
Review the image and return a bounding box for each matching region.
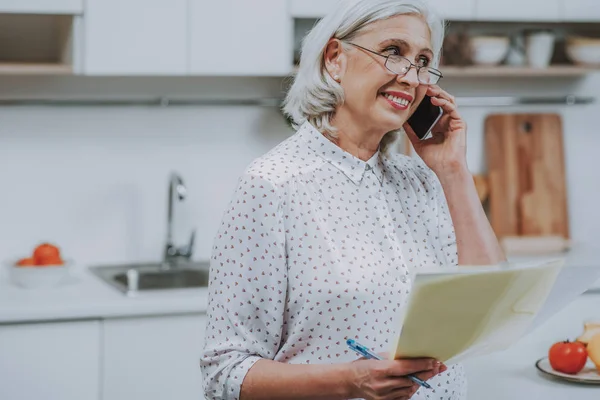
[14,242,64,267]
[33,243,62,265]
[548,340,588,374]
[15,257,36,266]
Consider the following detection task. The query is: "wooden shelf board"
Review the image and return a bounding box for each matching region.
[289,65,598,77]
[439,65,597,77]
[0,63,73,75]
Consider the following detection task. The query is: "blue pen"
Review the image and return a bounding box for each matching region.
[346,339,432,390]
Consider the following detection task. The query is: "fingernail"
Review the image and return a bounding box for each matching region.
[434,360,441,366]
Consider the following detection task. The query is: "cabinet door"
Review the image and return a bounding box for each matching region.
[562,0,600,21]
[190,0,292,75]
[102,314,208,400]
[0,320,101,400]
[476,0,560,21]
[290,0,476,20]
[429,0,476,20]
[289,0,337,18]
[84,0,187,75]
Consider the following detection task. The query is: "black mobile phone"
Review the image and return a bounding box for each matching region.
[406,95,443,140]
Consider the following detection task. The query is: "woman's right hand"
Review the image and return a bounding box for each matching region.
[345,357,446,400]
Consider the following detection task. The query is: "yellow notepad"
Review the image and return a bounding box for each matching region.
[389,258,595,365]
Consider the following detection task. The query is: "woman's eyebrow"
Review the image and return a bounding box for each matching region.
[379,38,433,57]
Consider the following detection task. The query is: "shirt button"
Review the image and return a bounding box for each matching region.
[400,275,407,283]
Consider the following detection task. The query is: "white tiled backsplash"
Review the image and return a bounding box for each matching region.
[0,75,599,267]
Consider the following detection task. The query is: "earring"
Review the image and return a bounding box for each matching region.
[333,74,340,81]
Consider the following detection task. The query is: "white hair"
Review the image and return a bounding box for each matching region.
[282,0,445,153]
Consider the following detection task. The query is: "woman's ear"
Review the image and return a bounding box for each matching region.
[324,38,347,82]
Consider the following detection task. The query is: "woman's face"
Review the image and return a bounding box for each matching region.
[330,14,433,134]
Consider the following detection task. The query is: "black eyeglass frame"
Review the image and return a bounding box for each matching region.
[345,42,443,85]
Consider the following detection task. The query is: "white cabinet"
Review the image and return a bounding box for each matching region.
[289,0,337,18]
[476,0,561,21]
[561,0,600,21]
[290,0,476,20]
[0,0,83,14]
[102,314,208,400]
[0,320,101,400]
[429,0,476,20]
[83,0,188,75]
[190,0,292,75]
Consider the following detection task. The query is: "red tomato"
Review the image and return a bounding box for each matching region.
[37,256,64,266]
[15,257,35,267]
[33,243,61,265]
[548,340,588,374]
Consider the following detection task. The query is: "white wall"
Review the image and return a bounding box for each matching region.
[0,74,598,268]
[0,104,292,266]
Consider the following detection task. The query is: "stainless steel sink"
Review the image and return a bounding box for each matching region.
[90,172,211,296]
[89,261,210,295]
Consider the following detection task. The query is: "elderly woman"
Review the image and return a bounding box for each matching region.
[201,0,505,399]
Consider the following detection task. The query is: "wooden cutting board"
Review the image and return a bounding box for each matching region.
[485,113,570,239]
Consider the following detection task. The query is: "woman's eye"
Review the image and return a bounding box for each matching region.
[417,56,430,67]
[383,46,400,55]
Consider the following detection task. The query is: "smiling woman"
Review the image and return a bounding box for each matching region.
[200,1,506,400]
[283,0,445,157]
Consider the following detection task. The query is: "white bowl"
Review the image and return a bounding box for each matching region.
[471,36,510,66]
[566,36,600,66]
[7,260,72,289]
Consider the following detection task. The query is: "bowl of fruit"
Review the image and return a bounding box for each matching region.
[536,321,600,384]
[7,243,72,289]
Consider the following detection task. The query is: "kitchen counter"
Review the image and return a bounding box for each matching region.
[508,244,600,291]
[0,264,209,324]
[0,245,598,325]
[463,292,600,399]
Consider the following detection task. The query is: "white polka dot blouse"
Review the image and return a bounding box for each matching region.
[201,121,467,399]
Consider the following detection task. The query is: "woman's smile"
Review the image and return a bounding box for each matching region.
[380,90,413,110]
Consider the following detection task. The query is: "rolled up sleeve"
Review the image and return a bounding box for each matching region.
[201,173,287,400]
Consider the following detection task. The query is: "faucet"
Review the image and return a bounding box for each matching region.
[163,172,195,266]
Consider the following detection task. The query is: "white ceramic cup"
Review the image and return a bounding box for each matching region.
[526,31,555,68]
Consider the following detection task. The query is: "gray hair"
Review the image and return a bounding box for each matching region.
[282,0,445,153]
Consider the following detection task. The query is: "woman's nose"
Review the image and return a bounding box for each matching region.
[397,66,420,88]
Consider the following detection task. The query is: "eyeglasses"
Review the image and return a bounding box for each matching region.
[345,42,443,85]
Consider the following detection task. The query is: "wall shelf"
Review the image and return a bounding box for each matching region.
[440,65,597,77]
[290,65,597,78]
[0,14,76,76]
[0,95,592,108]
[0,62,72,75]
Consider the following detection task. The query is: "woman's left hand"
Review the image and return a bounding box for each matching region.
[403,85,468,176]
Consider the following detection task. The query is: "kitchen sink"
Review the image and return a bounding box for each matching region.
[89,261,210,295]
[89,172,212,296]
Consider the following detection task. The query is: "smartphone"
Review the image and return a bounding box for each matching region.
[406,95,443,140]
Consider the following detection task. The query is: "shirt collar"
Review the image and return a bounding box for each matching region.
[366,150,386,185]
[298,121,385,185]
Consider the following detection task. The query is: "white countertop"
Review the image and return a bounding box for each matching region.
[507,244,600,291]
[463,292,600,399]
[0,265,209,324]
[0,245,598,325]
